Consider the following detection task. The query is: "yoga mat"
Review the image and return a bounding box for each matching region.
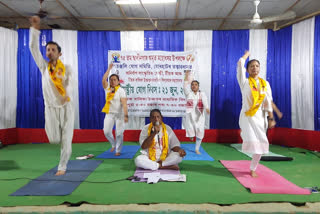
[96,145,140,159]
[231,144,293,161]
[11,160,102,196]
[220,160,311,195]
[133,167,180,183]
[180,144,214,161]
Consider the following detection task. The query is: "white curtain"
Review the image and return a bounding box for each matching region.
[249,29,268,80]
[184,30,213,129]
[0,27,18,129]
[291,17,315,130]
[120,31,145,130]
[52,29,80,129]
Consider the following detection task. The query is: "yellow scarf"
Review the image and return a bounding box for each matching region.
[48,59,66,97]
[101,85,120,113]
[147,123,169,161]
[245,77,267,117]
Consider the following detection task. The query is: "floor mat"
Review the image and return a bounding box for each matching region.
[11,160,102,196]
[96,145,140,159]
[220,160,310,194]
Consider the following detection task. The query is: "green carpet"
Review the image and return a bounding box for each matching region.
[0,142,319,207]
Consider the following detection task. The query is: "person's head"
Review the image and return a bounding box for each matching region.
[45,41,61,62]
[150,109,163,126]
[246,59,260,79]
[191,80,199,92]
[109,74,120,88]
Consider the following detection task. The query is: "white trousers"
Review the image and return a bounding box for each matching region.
[250,154,262,171]
[135,152,183,170]
[103,113,125,153]
[184,112,205,139]
[45,103,74,171]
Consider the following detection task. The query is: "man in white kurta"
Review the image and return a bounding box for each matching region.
[135,109,186,170]
[237,51,275,177]
[183,71,210,154]
[101,64,128,156]
[29,16,74,176]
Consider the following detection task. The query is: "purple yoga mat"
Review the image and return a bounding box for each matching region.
[220,160,311,195]
[133,167,180,182]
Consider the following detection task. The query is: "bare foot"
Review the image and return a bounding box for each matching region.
[55,170,66,176]
[250,170,258,178]
[115,152,120,156]
[195,150,201,155]
[110,147,115,152]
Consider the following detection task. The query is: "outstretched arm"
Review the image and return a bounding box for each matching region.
[102,63,113,89]
[29,16,47,73]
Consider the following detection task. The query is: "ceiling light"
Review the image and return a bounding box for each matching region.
[114,0,176,5]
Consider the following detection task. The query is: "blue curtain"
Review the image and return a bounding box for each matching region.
[144,31,184,129]
[314,15,320,130]
[77,31,121,129]
[210,30,249,129]
[267,27,292,128]
[16,29,52,128]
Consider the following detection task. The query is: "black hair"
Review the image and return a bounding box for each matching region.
[109,74,120,85]
[246,59,260,70]
[150,109,163,118]
[46,41,61,53]
[191,80,199,86]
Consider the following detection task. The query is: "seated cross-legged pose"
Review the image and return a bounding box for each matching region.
[135,109,186,170]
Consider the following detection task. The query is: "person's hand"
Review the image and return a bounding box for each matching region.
[108,63,114,70]
[124,115,128,123]
[178,148,186,157]
[63,96,70,103]
[242,50,250,60]
[29,16,40,30]
[268,118,276,129]
[206,108,210,114]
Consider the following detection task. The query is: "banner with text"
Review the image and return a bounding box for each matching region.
[108,51,197,117]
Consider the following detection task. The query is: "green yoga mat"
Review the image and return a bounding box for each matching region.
[230,144,293,161]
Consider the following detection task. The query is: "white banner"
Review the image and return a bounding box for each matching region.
[108,51,197,117]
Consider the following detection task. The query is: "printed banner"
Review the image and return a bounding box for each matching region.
[108,51,197,117]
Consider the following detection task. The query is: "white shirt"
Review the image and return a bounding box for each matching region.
[29,27,73,108]
[139,123,180,161]
[104,87,126,114]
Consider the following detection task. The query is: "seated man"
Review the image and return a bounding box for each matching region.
[135,109,186,170]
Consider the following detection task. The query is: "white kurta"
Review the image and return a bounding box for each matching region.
[103,87,127,153]
[135,123,182,170]
[29,27,74,171]
[183,81,209,139]
[237,58,273,154]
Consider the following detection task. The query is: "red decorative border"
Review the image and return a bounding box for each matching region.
[0,128,319,151]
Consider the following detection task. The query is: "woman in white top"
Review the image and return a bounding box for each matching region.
[237,51,276,177]
[183,71,210,154]
[101,64,128,156]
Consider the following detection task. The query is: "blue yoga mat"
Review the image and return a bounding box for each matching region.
[96,145,140,159]
[181,144,214,161]
[11,160,102,196]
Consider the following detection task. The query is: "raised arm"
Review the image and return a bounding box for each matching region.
[237,51,250,90]
[102,63,113,89]
[29,16,47,73]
